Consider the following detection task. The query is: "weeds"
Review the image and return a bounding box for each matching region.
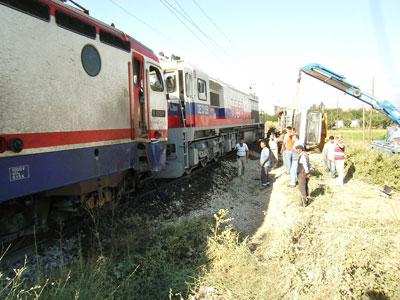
[1,212,211,299]
[346,146,400,190]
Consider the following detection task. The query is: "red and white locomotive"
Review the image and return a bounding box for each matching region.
[159,56,261,177]
[0,0,261,239]
[0,0,167,235]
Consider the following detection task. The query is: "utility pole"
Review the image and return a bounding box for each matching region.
[336,96,339,129]
[363,106,365,142]
[369,77,375,140]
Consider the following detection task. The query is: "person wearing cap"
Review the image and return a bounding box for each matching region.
[234,137,249,177]
[295,144,311,206]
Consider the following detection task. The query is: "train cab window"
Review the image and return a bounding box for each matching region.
[0,0,50,21]
[197,79,207,101]
[81,45,101,76]
[133,58,141,87]
[55,11,96,38]
[185,72,193,98]
[149,66,164,92]
[165,73,176,93]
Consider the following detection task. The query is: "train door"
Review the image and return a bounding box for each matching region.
[183,67,194,127]
[147,63,166,138]
[132,53,146,137]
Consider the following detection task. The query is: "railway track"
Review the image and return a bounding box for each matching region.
[0,151,239,269]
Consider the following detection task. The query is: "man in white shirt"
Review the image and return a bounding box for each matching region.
[235,138,249,176]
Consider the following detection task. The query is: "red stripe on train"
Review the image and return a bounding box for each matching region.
[168,115,256,128]
[1,129,167,150]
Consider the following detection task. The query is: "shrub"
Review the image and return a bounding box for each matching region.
[346,146,400,190]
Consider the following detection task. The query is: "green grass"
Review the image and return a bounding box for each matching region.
[328,128,386,145]
[346,145,400,190]
[1,214,211,300]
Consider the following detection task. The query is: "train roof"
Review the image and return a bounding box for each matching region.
[32,0,158,61]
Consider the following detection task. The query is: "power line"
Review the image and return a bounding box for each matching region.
[107,0,191,55]
[108,0,163,37]
[168,0,247,70]
[191,0,250,64]
[159,0,225,64]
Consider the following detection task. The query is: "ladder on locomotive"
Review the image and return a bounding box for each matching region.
[180,100,193,171]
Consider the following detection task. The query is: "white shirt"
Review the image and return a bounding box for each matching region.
[299,152,310,173]
[269,140,277,150]
[235,143,248,157]
[294,140,302,148]
[327,142,336,161]
[260,147,270,165]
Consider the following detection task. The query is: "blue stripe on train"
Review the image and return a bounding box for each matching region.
[168,102,231,117]
[0,142,166,203]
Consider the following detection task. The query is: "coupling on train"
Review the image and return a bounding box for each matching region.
[0,0,262,240]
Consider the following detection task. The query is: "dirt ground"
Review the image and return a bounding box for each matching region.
[190,150,400,299]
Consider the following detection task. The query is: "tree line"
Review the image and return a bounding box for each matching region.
[309,105,392,129]
[259,106,392,130]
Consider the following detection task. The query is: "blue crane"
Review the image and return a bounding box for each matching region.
[299,63,400,125]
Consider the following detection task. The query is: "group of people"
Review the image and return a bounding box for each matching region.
[280,126,312,206]
[235,129,312,206]
[234,138,273,189]
[322,135,346,186]
[234,127,348,206]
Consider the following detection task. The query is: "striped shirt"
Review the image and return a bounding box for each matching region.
[334,144,345,160]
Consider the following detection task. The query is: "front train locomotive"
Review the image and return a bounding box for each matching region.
[0,0,167,239]
[157,56,262,178]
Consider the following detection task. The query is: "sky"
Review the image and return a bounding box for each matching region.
[76,0,400,114]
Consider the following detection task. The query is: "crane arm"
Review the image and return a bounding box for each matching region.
[300,63,400,124]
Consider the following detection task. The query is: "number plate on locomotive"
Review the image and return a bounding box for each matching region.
[9,165,30,182]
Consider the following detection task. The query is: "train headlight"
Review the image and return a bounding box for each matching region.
[10,138,24,153]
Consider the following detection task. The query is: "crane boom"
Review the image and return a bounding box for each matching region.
[300,63,400,125]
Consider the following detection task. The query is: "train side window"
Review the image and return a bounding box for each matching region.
[165,73,176,93]
[81,44,101,77]
[210,92,220,107]
[0,0,50,21]
[197,79,207,101]
[100,30,131,52]
[55,11,96,39]
[149,66,164,92]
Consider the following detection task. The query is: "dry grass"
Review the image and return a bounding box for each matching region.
[190,154,400,299]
